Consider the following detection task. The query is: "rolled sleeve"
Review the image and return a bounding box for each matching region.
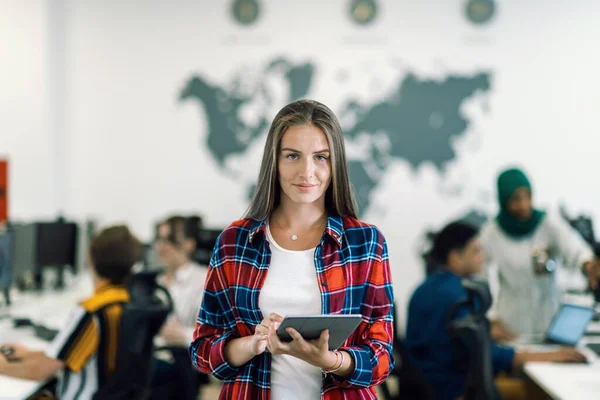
[207,330,240,380]
[189,260,241,380]
[331,346,375,387]
[329,232,395,389]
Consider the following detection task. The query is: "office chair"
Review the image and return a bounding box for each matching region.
[150,344,209,400]
[92,270,173,400]
[559,208,600,302]
[378,303,434,400]
[447,278,501,400]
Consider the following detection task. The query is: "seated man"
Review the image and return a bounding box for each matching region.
[0,225,141,400]
[405,221,586,400]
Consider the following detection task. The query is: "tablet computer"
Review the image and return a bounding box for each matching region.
[276,314,362,350]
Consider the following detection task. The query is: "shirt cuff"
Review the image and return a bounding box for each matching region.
[208,330,240,380]
[491,343,515,373]
[330,347,372,387]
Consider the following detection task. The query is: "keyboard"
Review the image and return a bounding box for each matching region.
[586,343,600,356]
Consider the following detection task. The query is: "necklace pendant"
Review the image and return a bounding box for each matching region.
[291,234,298,241]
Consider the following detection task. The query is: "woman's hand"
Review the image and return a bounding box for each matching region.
[251,313,285,356]
[583,260,600,290]
[490,319,517,343]
[266,322,336,369]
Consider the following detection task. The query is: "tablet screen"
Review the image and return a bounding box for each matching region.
[276,314,362,350]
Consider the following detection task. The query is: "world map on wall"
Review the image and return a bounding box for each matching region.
[179,57,491,216]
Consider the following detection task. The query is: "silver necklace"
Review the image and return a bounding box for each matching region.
[274,215,327,241]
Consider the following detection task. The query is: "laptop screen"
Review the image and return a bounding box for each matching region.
[546,304,595,345]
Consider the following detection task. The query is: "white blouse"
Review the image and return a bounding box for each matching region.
[480,213,594,340]
[259,225,323,400]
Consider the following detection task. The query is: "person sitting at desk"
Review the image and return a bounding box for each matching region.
[151,215,208,392]
[405,221,586,400]
[480,167,600,342]
[154,215,207,346]
[0,225,141,400]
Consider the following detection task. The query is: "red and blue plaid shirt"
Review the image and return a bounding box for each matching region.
[190,215,395,399]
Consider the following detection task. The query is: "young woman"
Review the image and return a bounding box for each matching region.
[189,99,394,399]
[481,168,598,342]
[154,215,207,345]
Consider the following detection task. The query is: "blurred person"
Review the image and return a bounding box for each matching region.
[0,225,141,399]
[189,99,395,399]
[405,221,586,400]
[154,215,207,346]
[480,168,600,342]
[150,215,208,394]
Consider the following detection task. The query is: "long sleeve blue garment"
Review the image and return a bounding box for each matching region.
[405,271,515,400]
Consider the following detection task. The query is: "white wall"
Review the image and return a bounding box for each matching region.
[0,0,56,219]
[2,0,600,330]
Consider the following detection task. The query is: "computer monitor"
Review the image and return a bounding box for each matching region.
[11,223,37,290]
[0,229,12,305]
[194,228,222,265]
[35,221,78,270]
[35,221,78,289]
[140,243,163,270]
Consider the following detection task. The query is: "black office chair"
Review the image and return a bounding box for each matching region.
[93,270,173,400]
[378,303,434,400]
[447,278,500,400]
[150,344,209,400]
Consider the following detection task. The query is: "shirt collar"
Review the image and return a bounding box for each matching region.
[94,279,125,293]
[248,215,344,248]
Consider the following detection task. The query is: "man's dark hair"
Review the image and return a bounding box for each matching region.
[90,225,141,284]
[430,221,479,266]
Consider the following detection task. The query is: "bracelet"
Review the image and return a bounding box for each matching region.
[322,351,345,374]
[322,351,339,373]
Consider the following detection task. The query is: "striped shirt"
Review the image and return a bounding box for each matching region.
[45,282,129,400]
[190,215,395,400]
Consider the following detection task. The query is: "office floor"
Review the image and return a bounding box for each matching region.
[197,379,390,399]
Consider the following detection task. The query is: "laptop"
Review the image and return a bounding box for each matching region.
[543,303,595,346]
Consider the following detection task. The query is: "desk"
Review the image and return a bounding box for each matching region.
[0,275,92,400]
[524,364,600,400]
[522,298,600,400]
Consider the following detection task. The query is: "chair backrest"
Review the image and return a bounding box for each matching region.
[378,302,434,400]
[93,270,172,400]
[447,278,500,400]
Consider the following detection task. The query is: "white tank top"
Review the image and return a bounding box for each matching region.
[259,224,323,400]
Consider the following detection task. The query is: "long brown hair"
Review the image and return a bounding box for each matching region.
[244,99,358,221]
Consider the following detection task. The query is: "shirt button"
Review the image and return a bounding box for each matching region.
[322,281,328,287]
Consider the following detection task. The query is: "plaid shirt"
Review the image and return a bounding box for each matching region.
[190,215,395,400]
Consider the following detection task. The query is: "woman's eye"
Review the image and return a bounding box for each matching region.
[286,154,299,160]
[316,155,328,161]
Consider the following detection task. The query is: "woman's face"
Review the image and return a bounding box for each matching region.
[277,124,332,207]
[154,224,190,268]
[507,187,533,220]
